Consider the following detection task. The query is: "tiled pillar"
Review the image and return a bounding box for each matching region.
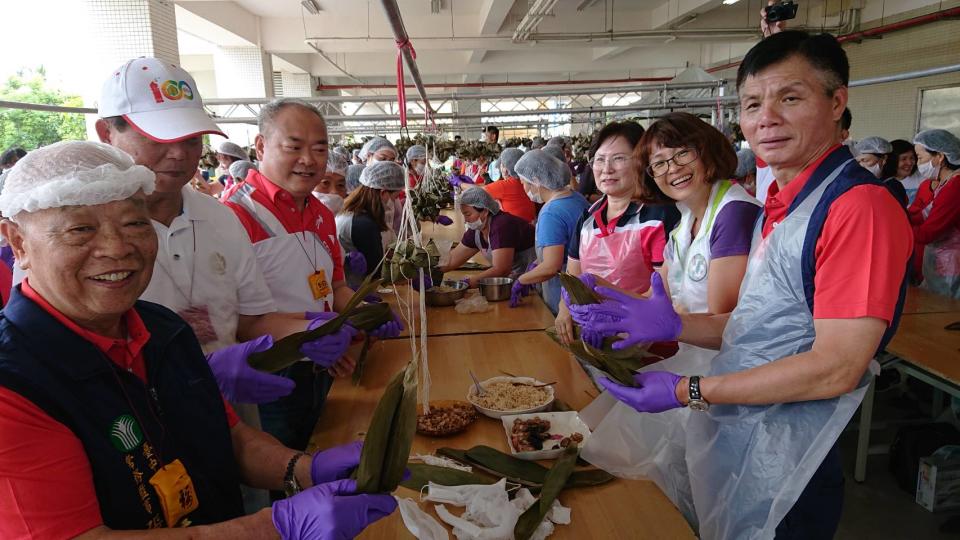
[213,46,274,143]
[279,72,313,98]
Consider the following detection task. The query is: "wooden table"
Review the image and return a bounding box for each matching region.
[901,287,960,315]
[381,284,556,338]
[854,311,960,481]
[312,331,695,539]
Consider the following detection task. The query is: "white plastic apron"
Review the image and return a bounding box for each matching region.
[579,201,655,294]
[474,214,537,277]
[581,181,759,526]
[920,175,960,298]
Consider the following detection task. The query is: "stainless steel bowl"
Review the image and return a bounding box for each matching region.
[424,280,469,307]
[478,277,514,302]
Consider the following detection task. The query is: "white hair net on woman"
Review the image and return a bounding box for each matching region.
[0,140,155,220]
[346,164,364,193]
[541,144,567,164]
[914,129,960,165]
[460,186,500,214]
[229,160,257,181]
[406,144,426,161]
[359,160,405,191]
[515,150,570,191]
[734,149,756,179]
[854,136,892,156]
[326,149,350,176]
[217,141,247,160]
[499,148,524,178]
[359,136,397,161]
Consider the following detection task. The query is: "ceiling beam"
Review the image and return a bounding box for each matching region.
[175,1,259,46]
[592,46,634,61]
[478,0,515,35]
[650,0,725,30]
[468,49,488,64]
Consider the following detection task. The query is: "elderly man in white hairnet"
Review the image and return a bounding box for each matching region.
[0,141,396,538]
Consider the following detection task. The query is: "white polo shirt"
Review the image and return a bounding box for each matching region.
[140,186,276,354]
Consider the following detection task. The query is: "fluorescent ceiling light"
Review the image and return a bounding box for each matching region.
[722,0,741,4]
[301,0,321,15]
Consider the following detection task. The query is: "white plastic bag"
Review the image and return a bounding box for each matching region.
[455,294,493,314]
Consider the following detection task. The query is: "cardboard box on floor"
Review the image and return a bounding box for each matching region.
[917,446,960,512]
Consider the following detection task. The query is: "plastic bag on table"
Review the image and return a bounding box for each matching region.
[455,294,493,314]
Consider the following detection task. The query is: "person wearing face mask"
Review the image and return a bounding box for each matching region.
[441,187,536,288]
[405,144,427,188]
[883,139,924,205]
[855,137,906,207]
[336,161,406,287]
[553,120,680,347]
[476,147,535,223]
[314,148,349,214]
[510,150,590,314]
[907,129,960,297]
[360,136,398,165]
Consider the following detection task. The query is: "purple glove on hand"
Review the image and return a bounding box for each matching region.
[448,174,474,187]
[311,441,363,485]
[368,310,404,338]
[271,478,397,540]
[207,335,295,404]
[568,273,681,350]
[509,279,530,308]
[302,312,357,368]
[599,371,683,414]
[345,251,367,275]
[459,277,472,289]
[560,273,598,308]
[435,215,453,226]
[581,329,605,349]
[411,271,434,292]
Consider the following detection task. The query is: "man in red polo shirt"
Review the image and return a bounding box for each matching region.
[0,141,395,538]
[223,98,402,453]
[570,30,912,538]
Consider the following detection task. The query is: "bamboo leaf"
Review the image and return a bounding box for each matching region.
[400,463,497,492]
[514,445,579,540]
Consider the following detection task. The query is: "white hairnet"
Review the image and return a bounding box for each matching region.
[542,144,567,163]
[406,144,426,161]
[515,150,570,191]
[546,136,568,149]
[0,140,155,219]
[346,164,364,193]
[460,187,500,214]
[217,141,247,160]
[914,129,960,165]
[735,149,756,178]
[326,149,349,176]
[530,136,546,149]
[359,136,397,161]
[229,160,257,181]
[359,160,405,191]
[499,148,524,178]
[854,136,892,156]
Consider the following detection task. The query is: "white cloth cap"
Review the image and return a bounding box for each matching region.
[0,140,155,219]
[99,57,225,142]
[359,160,405,190]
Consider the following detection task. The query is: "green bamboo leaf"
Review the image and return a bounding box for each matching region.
[400,463,497,492]
[514,445,579,540]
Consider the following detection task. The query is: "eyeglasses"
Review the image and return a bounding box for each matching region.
[589,154,633,169]
[647,148,698,177]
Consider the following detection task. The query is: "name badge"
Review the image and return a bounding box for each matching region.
[308,269,332,300]
[148,458,199,527]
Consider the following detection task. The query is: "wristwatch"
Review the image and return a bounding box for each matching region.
[283,452,308,497]
[687,376,710,412]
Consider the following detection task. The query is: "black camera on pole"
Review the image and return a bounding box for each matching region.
[766,1,799,23]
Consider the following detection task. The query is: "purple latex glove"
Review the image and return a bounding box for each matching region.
[435,215,453,226]
[367,310,403,338]
[345,251,367,275]
[271,478,397,540]
[459,277,472,289]
[311,441,363,485]
[206,335,295,404]
[448,174,474,187]
[560,273,598,309]
[581,329,605,349]
[599,371,683,413]
[411,271,434,292]
[568,273,681,350]
[301,312,357,368]
[509,279,530,308]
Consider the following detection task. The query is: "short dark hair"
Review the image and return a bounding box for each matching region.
[882,139,916,179]
[841,108,852,131]
[635,112,737,204]
[454,135,462,141]
[101,115,130,133]
[1,147,27,167]
[258,98,325,135]
[588,121,645,159]
[737,30,849,95]
[485,126,499,136]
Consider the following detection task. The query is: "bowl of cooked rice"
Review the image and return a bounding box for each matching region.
[466,376,555,419]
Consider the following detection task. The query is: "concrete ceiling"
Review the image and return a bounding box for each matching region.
[173,0,950,89]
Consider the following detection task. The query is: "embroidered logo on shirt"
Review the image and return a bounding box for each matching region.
[110,414,145,453]
[209,252,227,276]
[688,253,708,282]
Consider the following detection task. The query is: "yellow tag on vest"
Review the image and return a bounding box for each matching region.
[148,459,199,527]
[308,269,332,300]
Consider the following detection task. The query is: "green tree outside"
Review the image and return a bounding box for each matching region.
[0,67,87,151]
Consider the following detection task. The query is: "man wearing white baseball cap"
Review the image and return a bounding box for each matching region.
[93,59,357,442]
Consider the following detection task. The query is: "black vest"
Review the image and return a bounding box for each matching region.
[0,287,244,529]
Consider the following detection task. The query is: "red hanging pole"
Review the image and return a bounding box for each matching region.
[395,38,416,127]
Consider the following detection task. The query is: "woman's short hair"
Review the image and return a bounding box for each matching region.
[587,121,645,159]
[882,139,917,179]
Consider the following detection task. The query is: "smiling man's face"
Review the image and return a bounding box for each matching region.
[256,105,329,200]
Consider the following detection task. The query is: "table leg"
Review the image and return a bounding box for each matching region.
[855,375,877,483]
[932,388,945,418]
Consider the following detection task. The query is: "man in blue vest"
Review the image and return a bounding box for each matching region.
[0,141,395,538]
[570,31,912,538]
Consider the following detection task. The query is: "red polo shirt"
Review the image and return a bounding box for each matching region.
[762,147,912,323]
[0,282,239,539]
